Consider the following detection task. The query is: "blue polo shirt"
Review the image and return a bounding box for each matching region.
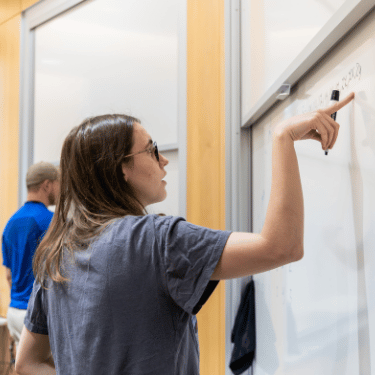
[2,201,53,310]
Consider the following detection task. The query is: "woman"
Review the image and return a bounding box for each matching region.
[15,93,354,375]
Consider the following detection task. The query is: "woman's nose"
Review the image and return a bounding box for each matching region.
[159,153,169,166]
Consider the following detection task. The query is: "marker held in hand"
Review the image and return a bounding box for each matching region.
[325,90,340,155]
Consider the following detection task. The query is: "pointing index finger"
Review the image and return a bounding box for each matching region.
[325,92,355,115]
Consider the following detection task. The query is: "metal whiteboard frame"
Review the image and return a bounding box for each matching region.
[242,0,375,128]
[19,0,187,218]
[224,0,252,373]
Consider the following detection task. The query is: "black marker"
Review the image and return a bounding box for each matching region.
[325,90,340,155]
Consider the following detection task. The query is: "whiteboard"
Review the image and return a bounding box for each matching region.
[241,0,375,126]
[241,0,346,116]
[33,0,179,164]
[29,0,182,217]
[252,16,375,375]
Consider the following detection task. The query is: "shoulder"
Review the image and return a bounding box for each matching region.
[3,216,16,237]
[37,204,53,217]
[8,203,49,223]
[102,215,184,244]
[31,205,53,228]
[3,206,38,235]
[104,215,223,246]
[110,214,178,236]
[3,205,26,228]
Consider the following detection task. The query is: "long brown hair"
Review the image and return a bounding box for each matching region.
[33,114,144,285]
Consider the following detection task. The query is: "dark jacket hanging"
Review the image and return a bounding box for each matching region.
[229,279,256,375]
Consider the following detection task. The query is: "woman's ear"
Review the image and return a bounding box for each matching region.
[121,163,128,182]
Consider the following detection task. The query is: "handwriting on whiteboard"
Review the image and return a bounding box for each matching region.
[295,63,362,115]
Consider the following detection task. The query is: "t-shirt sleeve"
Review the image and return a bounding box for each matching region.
[2,235,10,268]
[153,216,231,315]
[37,211,53,243]
[24,280,49,335]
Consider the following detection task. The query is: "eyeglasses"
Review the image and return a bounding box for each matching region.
[123,141,159,162]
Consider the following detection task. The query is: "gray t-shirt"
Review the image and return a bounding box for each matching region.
[25,215,231,375]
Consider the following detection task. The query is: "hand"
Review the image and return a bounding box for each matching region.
[274,92,355,150]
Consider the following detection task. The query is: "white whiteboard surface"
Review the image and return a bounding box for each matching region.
[33,0,178,164]
[241,0,346,117]
[241,0,375,126]
[252,19,375,375]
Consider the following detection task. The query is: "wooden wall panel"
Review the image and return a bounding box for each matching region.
[0,15,21,317]
[0,324,16,374]
[0,0,21,26]
[187,0,226,374]
[21,0,40,12]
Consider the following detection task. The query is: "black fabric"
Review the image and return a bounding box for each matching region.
[229,279,256,375]
[192,280,219,315]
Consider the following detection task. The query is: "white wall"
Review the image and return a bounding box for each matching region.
[34,0,179,164]
[32,0,181,216]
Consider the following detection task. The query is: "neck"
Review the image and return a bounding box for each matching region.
[26,192,49,207]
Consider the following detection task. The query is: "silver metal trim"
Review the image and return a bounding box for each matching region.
[224,0,236,368]
[225,0,254,373]
[27,0,86,30]
[242,0,375,128]
[19,0,87,205]
[177,0,187,219]
[18,20,35,205]
[225,1,253,374]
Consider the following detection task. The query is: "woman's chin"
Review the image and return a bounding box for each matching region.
[149,192,167,206]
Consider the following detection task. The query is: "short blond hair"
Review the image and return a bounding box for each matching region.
[26,162,59,191]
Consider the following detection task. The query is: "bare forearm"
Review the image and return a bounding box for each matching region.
[261,131,304,260]
[16,360,55,375]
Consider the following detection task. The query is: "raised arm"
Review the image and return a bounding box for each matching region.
[211,93,355,280]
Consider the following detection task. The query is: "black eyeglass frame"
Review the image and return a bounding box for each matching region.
[123,141,159,162]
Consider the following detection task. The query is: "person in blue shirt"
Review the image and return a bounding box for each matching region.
[2,161,60,349]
